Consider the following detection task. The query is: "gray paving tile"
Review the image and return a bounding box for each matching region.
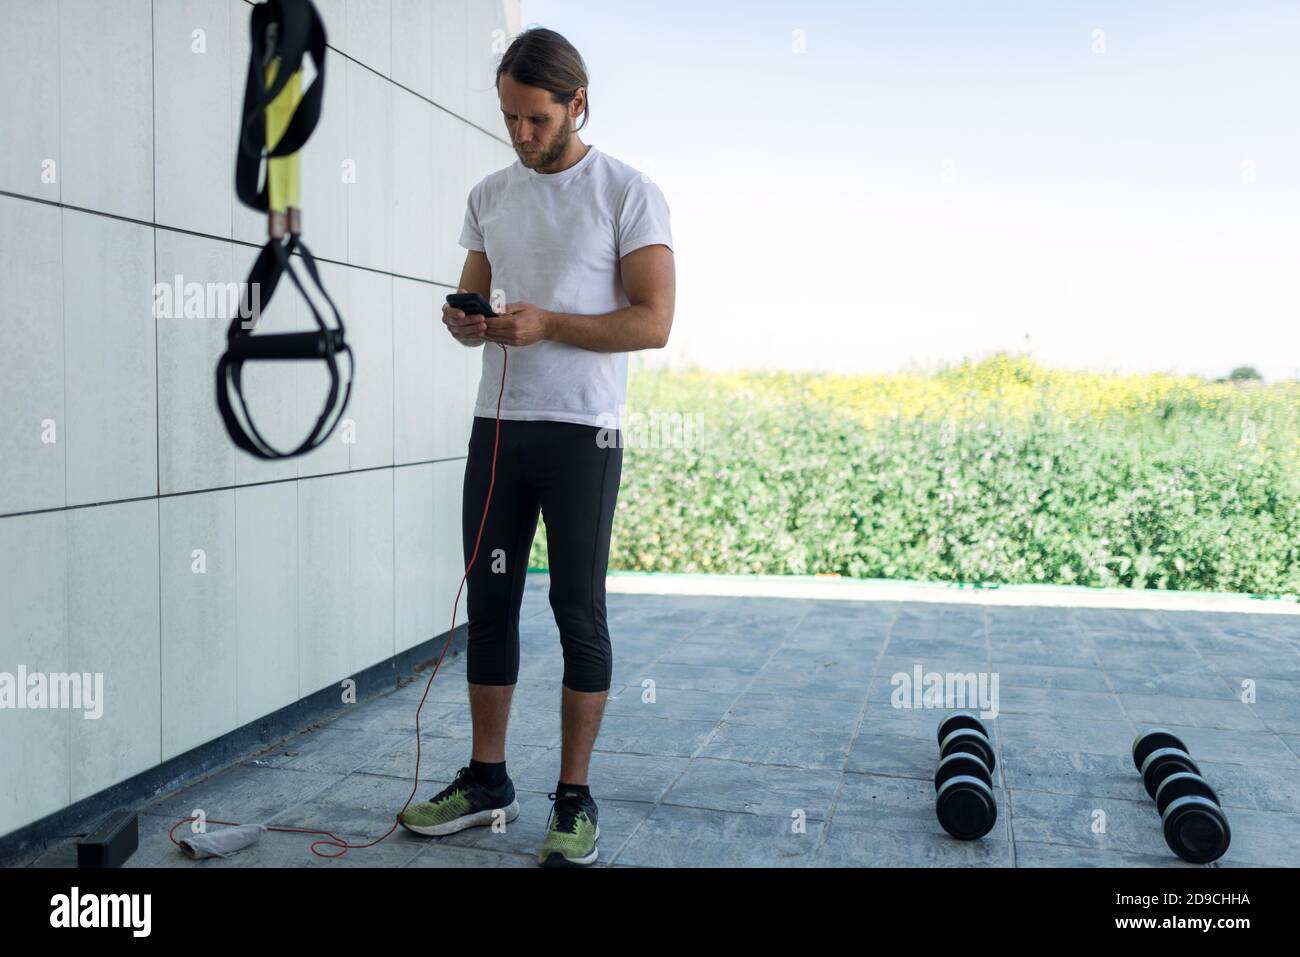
[326,689,465,733]
[892,604,984,631]
[764,645,877,676]
[406,845,538,868]
[703,721,854,771]
[1201,806,1300,867]
[995,711,1132,756]
[880,639,988,663]
[1234,680,1300,733]
[985,607,1080,632]
[511,748,689,804]
[1013,841,1199,868]
[590,712,717,758]
[414,703,474,739]
[657,637,773,669]
[1007,788,1170,857]
[873,655,996,686]
[621,661,756,695]
[266,771,443,838]
[723,690,864,733]
[701,621,804,646]
[1118,694,1266,732]
[611,633,695,660]
[984,636,1096,668]
[749,665,871,702]
[832,770,1011,843]
[515,654,566,681]
[1000,747,1143,800]
[356,734,550,782]
[663,757,840,819]
[817,819,1014,867]
[496,676,565,712]
[603,684,734,722]
[1075,608,1170,633]
[1139,725,1299,768]
[987,662,1110,692]
[856,696,1001,744]
[800,598,897,622]
[1204,656,1300,688]
[81,572,1300,868]
[1103,664,1238,700]
[142,764,347,824]
[993,686,1127,721]
[1195,759,1300,813]
[781,631,886,659]
[844,732,937,780]
[614,804,823,867]
[247,726,413,774]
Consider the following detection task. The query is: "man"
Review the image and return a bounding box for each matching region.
[398,28,675,867]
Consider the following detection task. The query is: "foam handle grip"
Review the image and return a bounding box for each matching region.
[264,59,302,214]
[226,329,345,361]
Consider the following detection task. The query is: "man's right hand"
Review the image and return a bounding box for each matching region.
[443,287,487,347]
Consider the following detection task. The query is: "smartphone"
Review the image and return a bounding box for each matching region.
[446,292,497,317]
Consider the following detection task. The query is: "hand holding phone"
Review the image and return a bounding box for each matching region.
[443,290,495,346]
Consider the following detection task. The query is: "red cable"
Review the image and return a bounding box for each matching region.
[170,342,508,859]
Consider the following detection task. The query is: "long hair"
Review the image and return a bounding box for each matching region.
[496,27,590,131]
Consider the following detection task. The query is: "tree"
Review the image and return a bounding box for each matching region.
[1214,366,1263,384]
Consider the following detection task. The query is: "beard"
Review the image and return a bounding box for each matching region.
[518,123,571,169]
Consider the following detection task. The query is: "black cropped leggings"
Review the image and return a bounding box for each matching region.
[461,415,623,693]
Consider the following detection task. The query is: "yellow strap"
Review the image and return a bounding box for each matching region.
[263,58,302,215]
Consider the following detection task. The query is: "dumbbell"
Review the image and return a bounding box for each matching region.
[1132,729,1231,864]
[934,713,997,840]
[938,712,996,773]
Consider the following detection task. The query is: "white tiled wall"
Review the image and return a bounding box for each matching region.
[0,0,514,839]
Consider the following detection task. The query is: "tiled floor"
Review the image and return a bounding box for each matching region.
[33,572,1300,867]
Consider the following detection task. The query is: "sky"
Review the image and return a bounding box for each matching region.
[517,0,1300,381]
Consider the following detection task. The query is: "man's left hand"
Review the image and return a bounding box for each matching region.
[484,302,551,347]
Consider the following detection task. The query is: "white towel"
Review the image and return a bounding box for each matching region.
[178,824,267,859]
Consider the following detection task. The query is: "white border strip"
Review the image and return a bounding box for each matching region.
[604,573,1300,616]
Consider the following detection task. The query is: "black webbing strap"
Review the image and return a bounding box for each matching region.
[218,0,353,461]
[235,0,326,211]
[216,235,354,459]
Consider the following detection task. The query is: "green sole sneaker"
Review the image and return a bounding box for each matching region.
[538,789,600,867]
[539,824,599,867]
[399,766,520,837]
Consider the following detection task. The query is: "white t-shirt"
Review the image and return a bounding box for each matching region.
[458,143,673,431]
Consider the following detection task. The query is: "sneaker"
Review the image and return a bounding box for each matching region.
[538,788,599,867]
[399,766,519,837]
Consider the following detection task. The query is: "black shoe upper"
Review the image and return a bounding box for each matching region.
[547,788,598,833]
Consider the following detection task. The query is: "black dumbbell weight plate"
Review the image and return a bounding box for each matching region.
[934,752,993,792]
[937,712,988,747]
[1155,771,1220,817]
[936,775,998,840]
[1132,728,1189,773]
[1162,795,1231,864]
[1141,748,1200,800]
[940,728,996,774]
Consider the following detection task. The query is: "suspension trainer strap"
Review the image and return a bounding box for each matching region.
[235,0,326,212]
[218,0,353,461]
[217,236,353,459]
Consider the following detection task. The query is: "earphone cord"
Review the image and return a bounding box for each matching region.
[170,342,508,858]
